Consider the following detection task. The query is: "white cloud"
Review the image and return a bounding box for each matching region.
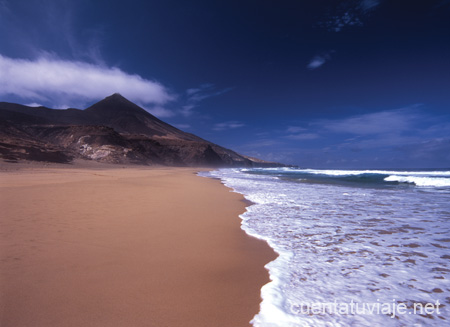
[0,54,173,107]
[213,121,245,131]
[25,102,43,107]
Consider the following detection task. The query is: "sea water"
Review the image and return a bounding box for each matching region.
[200,168,450,327]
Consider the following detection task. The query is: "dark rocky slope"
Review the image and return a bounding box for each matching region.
[0,94,283,167]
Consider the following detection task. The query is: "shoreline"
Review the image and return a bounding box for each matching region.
[0,164,276,326]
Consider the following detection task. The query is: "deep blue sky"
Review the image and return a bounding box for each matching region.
[1,0,449,168]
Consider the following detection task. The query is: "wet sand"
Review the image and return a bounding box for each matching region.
[0,165,275,326]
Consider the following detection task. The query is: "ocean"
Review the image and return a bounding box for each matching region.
[200,168,450,327]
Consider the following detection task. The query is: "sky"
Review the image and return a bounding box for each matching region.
[1,0,449,168]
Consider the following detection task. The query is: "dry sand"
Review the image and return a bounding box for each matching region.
[0,164,275,327]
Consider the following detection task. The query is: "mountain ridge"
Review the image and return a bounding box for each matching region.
[0,94,284,167]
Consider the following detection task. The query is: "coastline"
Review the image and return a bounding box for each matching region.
[0,164,276,326]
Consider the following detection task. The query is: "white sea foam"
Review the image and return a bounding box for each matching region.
[200,168,450,327]
[385,175,450,187]
[304,169,450,177]
[250,167,450,177]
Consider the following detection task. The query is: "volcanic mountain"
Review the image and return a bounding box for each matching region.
[0,93,281,167]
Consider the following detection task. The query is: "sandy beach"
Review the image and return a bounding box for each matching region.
[0,164,275,326]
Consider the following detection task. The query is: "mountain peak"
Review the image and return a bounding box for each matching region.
[100,93,136,105]
[83,93,198,139]
[85,93,147,115]
[107,93,127,101]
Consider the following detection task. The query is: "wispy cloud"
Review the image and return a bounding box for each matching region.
[282,105,450,167]
[403,138,450,162]
[320,0,381,32]
[305,106,426,153]
[432,0,450,11]
[141,105,175,118]
[360,0,381,12]
[283,125,319,141]
[286,126,307,133]
[0,0,10,16]
[285,133,319,140]
[236,147,295,165]
[172,123,191,130]
[311,105,450,163]
[181,84,233,116]
[0,0,105,64]
[212,121,245,131]
[316,106,422,135]
[239,139,282,148]
[326,12,362,33]
[307,52,333,70]
[180,104,196,117]
[234,139,289,163]
[307,56,327,70]
[0,54,173,108]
